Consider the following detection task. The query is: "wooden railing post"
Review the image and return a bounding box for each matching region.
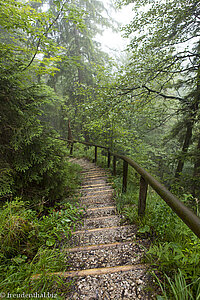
[138,176,148,216]
[122,160,128,193]
[107,150,111,168]
[113,155,116,176]
[70,142,74,156]
[94,146,97,162]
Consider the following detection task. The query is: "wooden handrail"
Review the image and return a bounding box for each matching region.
[67,139,200,238]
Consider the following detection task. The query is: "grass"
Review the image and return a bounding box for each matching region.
[111,173,200,299]
[0,159,84,297]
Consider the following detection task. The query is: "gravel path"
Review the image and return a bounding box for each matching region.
[66,158,155,299]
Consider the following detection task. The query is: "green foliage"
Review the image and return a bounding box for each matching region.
[0,0,87,75]
[38,203,84,247]
[147,239,200,277]
[45,0,115,143]
[0,199,37,258]
[107,0,200,196]
[1,0,199,297]
[113,176,200,298]
[0,248,69,296]
[0,199,84,257]
[0,70,82,207]
[155,269,200,300]
[0,198,83,294]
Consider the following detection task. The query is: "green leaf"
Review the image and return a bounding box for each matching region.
[12,255,27,264]
[46,238,56,247]
[138,225,150,233]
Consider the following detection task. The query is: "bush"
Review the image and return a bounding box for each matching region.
[0,73,82,209]
[0,198,84,294]
[0,199,38,258]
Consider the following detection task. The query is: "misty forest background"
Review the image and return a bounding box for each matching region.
[0,0,200,298]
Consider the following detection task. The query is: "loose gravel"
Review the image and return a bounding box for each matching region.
[65,158,155,299]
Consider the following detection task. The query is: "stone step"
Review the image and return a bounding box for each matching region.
[83,202,115,209]
[81,194,113,204]
[81,182,109,188]
[70,225,137,246]
[69,159,91,166]
[32,263,146,278]
[81,167,100,170]
[82,173,107,178]
[82,178,108,185]
[81,191,113,199]
[81,182,109,186]
[86,206,117,218]
[81,189,113,197]
[79,163,94,167]
[33,265,149,299]
[82,167,106,171]
[80,185,112,191]
[81,170,106,174]
[82,174,108,179]
[76,190,113,201]
[67,265,149,299]
[77,215,121,230]
[65,241,145,270]
[81,199,115,209]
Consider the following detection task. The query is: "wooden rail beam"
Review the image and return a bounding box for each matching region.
[120,155,200,238]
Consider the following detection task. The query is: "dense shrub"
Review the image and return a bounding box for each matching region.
[0,198,84,294]
[0,72,80,208]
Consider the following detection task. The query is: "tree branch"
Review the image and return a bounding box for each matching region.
[141,85,184,101]
[22,1,67,72]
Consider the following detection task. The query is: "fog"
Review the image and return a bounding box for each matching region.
[96,0,134,56]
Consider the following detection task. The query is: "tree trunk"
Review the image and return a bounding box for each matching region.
[175,120,193,178]
[192,62,200,196]
[74,26,83,84]
[68,119,73,143]
[192,135,200,197]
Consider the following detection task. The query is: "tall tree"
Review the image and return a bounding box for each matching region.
[115,0,200,190]
[0,0,85,205]
[42,0,113,140]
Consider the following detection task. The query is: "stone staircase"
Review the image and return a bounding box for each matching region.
[63,158,153,299]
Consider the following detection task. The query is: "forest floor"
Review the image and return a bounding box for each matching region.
[62,158,156,299]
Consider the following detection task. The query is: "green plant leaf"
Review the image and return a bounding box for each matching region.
[138,225,150,233]
[46,238,56,247]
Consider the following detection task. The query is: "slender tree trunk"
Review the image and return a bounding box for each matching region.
[192,61,200,196]
[192,135,200,197]
[175,120,193,178]
[175,44,200,180]
[67,119,73,145]
[74,26,83,84]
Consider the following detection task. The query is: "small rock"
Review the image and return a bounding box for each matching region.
[136,279,143,285]
[124,289,129,296]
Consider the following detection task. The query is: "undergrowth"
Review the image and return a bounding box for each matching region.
[0,161,84,297]
[112,170,200,299]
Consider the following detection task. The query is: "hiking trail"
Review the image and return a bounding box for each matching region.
[64,158,154,299]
